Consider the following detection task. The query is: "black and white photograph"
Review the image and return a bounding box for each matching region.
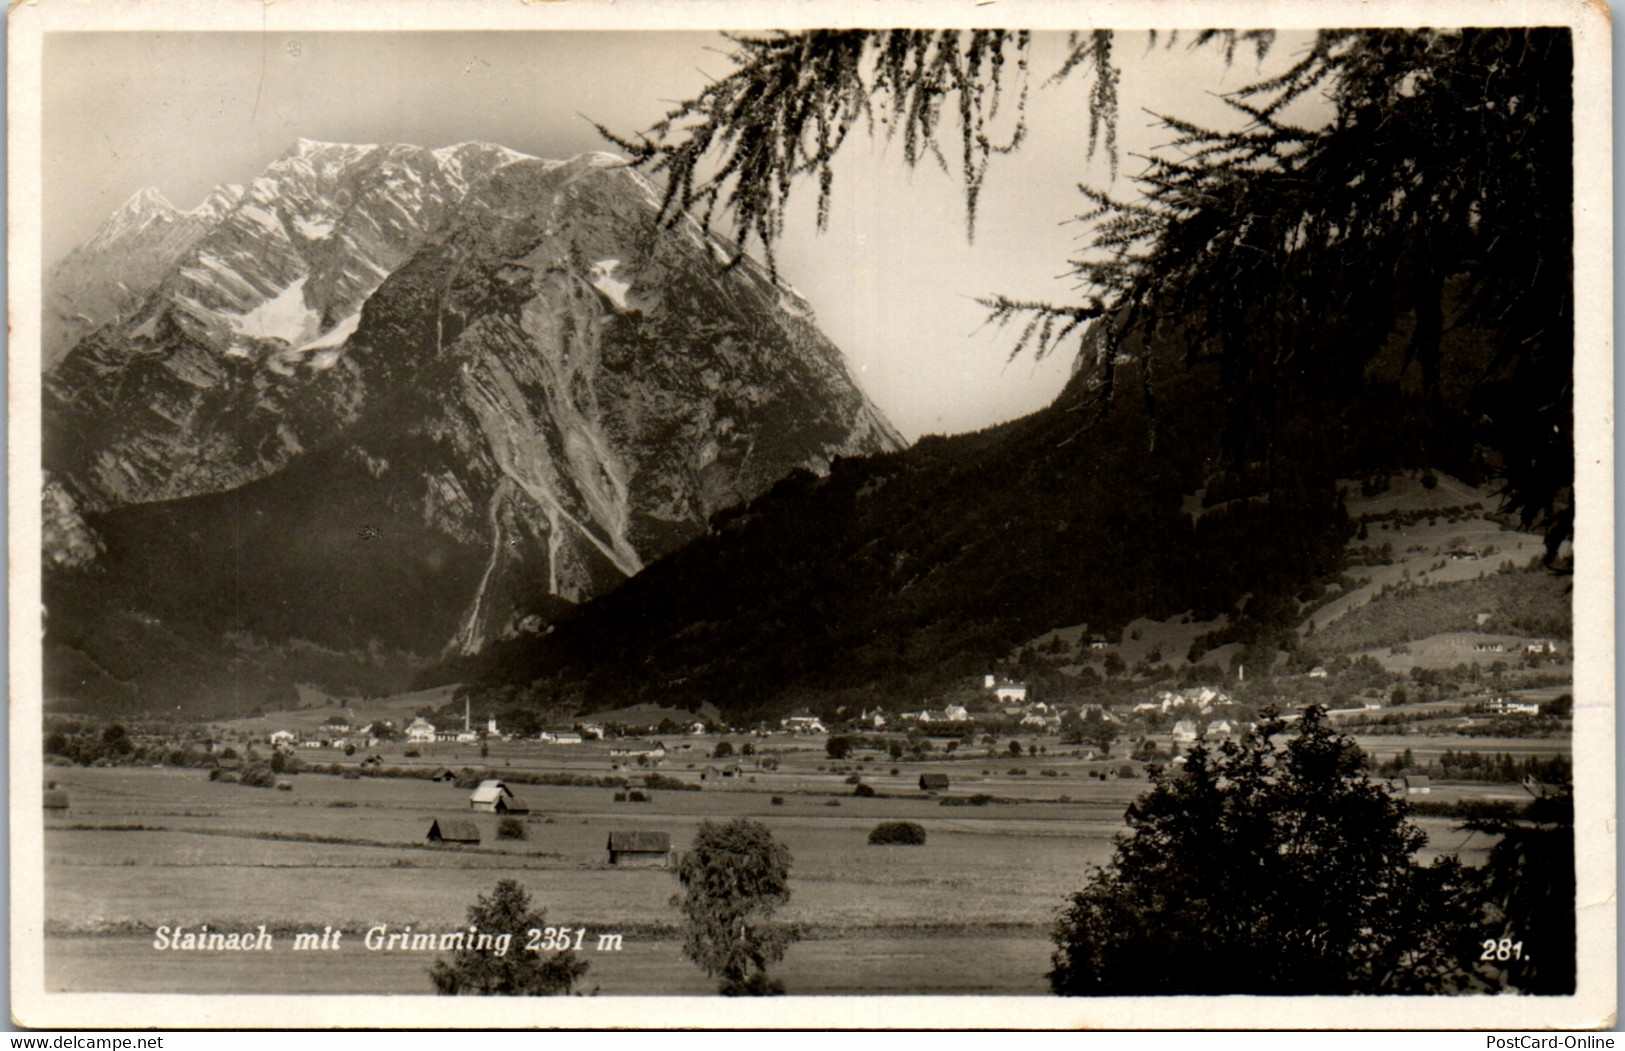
[8,0,1614,1029]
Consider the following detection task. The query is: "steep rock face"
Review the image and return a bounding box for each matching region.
[43,143,902,708]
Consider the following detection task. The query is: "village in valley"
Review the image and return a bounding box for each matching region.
[42,471,1572,995]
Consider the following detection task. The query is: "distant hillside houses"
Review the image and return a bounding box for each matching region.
[781,715,826,734]
[1139,686,1231,714]
[1488,697,1541,716]
[983,674,1029,704]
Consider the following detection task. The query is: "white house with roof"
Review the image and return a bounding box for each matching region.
[405,718,436,743]
[268,730,296,746]
[781,716,826,734]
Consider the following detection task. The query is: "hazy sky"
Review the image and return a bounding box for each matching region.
[44,31,1310,440]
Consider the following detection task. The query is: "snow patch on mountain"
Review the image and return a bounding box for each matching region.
[293,214,337,240]
[227,277,320,345]
[587,259,631,309]
[297,309,363,358]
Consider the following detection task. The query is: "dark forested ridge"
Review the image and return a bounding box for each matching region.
[429,342,1371,720]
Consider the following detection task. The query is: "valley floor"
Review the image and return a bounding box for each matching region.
[31,737,1535,996]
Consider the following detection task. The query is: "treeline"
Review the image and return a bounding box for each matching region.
[1376,747,1572,784]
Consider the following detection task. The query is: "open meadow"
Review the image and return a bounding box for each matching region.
[39,725,1548,995]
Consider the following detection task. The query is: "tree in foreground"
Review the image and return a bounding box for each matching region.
[1049,707,1482,995]
[604,29,1572,557]
[673,819,799,995]
[430,879,589,995]
[1462,790,1576,994]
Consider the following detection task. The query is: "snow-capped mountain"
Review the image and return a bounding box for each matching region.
[43,140,902,710]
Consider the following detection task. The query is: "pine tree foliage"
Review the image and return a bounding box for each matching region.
[672,818,799,995]
[597,30,1039,270]
[1048,707,1484,995]
[429,879,590,996]
[604,28,1574,552]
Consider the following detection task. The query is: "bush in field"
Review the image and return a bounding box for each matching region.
[713,741,734,759]
[644,773,699,791]
[342,768,361,780]
[497,817,527,840]
[868,821,927,845]
[627,790,650,803]
[1119,764,1137,779]
[240,763,276,788]
[430,879,588,996]
[853,783,875,797]
[770,796,785,806]
[613,791,628,802]
[404,748,421,758]
[823,799,840,807]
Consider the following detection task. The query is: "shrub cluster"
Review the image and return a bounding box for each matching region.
[868,821,927,845]
[939,793,999,807]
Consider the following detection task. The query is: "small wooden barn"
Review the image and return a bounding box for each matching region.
[427,817,481,844]
[430,768,458,782]
[607,830,672,868]
[1403,775,1432,796]
[919,773,950,792]
[496,794,530,815]
[43,789,69,812]
[470,779,514,812]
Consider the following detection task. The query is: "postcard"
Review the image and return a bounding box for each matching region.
[9,0,1614,1030]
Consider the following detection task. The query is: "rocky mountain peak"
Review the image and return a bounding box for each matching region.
[44,139,904,708]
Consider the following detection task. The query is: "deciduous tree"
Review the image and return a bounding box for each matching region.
[672,819,799,995]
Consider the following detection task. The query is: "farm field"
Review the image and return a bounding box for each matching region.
[37,736,1524,995]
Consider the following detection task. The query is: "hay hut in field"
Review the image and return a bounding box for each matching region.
[607,830,672,867]
[1403,775,1432,796]
[426,817,481,844]
[469,779,514,812]
[918,773,950,792]
[495,793,530,815]
[430,767,457,782]
[43,789,69,811]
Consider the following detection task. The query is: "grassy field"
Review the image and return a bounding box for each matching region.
[39,724,1549,995]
